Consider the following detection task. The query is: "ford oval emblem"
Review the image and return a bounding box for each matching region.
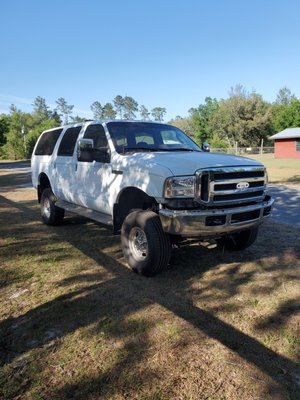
[236,181,250,189]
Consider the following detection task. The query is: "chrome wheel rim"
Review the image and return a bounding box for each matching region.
[129,227,148,261]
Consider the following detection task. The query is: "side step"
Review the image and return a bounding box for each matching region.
[56,200,113,226]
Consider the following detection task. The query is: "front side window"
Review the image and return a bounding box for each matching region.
[296,140,300,152]
[57,126,82,156]
[83,124,108,148]
[106,122,201,154]
[34,128,63,155]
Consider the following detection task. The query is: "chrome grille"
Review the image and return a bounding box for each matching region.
[196,166,266,206]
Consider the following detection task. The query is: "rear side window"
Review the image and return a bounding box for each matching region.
[34,128,63,155]
[57,126,82,156]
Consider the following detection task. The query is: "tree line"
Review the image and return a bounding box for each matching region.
[0,95,166,159]
[170,85,300,149]
[90,96,166,122]
[1,86,300,159]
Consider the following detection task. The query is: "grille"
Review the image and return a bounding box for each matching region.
[196,166,266,206]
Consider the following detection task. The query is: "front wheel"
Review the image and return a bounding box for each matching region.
[40,188,65,226]
[121,210,171,276]
[217,227,258,251]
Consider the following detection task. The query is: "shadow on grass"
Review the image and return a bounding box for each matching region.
[0,194,299,399]
[0,266,33,290]
[0,195,37,216]
[271,175,300,184]
[286,175,300,184]
[255,298,300,331]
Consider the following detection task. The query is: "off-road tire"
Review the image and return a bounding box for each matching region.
[40,188,65,226]
[217,227,258,251]
[121,210,171,276]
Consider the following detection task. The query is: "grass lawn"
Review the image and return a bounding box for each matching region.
[248,154,300,184]
[0,167,299,399]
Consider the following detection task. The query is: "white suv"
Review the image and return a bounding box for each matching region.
[31,120,274,276]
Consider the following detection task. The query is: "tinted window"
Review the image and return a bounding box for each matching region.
[136,134,154,145]
[106,122,200,154]
[57,126,82,156]
[83,124,108,148]
[161,130,186,145]
[34,128,63,155]
[297,140,300,152]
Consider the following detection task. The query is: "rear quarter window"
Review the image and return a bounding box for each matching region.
[34,128,63,156]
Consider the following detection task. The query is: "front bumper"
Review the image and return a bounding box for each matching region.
[159,195,274,237]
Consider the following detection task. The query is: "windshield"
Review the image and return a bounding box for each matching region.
[106,122,201,154]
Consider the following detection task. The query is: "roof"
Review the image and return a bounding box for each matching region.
[42,119,167,134]
[270,127,300,140]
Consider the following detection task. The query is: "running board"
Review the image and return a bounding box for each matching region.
[56,200,113,226]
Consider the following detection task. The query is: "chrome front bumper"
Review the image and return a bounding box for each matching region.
[159,196,274,237]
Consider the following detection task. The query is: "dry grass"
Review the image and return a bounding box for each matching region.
[248,154,300,184]
[0,167,300,400]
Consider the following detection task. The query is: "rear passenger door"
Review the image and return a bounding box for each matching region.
[52,126,82,202]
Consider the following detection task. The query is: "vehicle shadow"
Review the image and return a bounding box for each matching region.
[0,195,299,399]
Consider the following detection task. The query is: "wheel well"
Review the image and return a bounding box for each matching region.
[113,187,158,233]
[38,173,51,203]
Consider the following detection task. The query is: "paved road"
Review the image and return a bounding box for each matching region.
[1,162,300,228]
[267,185,300,228]
[0,161,31,171]
[0,161,32,188]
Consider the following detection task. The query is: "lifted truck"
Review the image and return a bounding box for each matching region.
[31,120,274,276]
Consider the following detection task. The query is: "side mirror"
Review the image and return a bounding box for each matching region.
[77,138,94,162]
[77,138,111,163]
[201,142,210,152]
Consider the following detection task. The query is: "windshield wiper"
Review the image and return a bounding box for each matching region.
[122,147,199,153]
[122,147,161,153]
[161,148,198,152]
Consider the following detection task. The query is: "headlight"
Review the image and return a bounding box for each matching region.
[164,176,195,198]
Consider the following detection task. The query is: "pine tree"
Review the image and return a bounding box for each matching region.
[55,97,74,124]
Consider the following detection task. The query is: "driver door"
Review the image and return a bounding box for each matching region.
[76,123,112,214]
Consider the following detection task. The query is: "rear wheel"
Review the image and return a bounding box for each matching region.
[121,210,171,276]
[217,227,258,251]
[40,188,64,226]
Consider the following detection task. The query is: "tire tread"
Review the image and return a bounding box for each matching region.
[41,188,64,226]
[121,210,171,276]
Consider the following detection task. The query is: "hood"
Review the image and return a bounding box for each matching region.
[127,151,264,176]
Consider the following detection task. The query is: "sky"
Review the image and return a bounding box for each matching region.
[1,0,300,121]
